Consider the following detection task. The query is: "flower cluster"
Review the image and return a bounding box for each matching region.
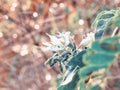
[44,32,95,51]
[43,32,71,51]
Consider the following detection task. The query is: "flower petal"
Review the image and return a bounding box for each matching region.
[47,33,61,45]
[58,32,70,46]
[80,32,95,48]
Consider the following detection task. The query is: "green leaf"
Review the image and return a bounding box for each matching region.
[92,10,116,39]
[45,51,72,67]
[83,53,115,65]
[92,36,120,54]
[79,65,107,79]
[78,65,107,90]
[61,51,71,62]
[68,42,77,55]
[92,10,115,27]
[94,30,105,39]
[57,71,80,90]
[99,13,114,19]
[66,50,86,72]
[59,62,64,73]
[96,19,106,29]
[113,10,120,27]
[114,20,120,27]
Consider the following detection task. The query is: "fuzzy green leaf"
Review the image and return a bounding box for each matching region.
[57,71,79,90]
[92,10,116,39]
[83,53,115,65]
[79,65,107,79]
[78,65,107,90]
[114,20,120,27]
[92,36,120,54]
[66,50,86,71]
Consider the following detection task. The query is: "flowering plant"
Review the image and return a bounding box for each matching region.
[44,9,120,90]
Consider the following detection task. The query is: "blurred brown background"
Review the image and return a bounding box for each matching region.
[0,0,120,90]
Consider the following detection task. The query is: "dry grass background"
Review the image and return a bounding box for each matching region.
[0,0,120,90]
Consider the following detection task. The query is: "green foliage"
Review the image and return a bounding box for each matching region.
[92,9,120,39]
[113,10,120,27]
[45,9,120,90]
[92,36,120,54]
[57,50,87,90]
[45,50,72,73]
[66,50,86,71]
[57,70,79,90]
[79,36,120,90]
[115,19,120,27]
[83,53,115,65]
[56,35,120,90]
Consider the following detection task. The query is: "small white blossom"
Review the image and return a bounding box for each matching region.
[46,33,62,46]
[79,32,95,48]
[43,32,71,51]
[58,32,70,46]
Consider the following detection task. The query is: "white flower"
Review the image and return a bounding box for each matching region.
[58,32,70,46]
[43,32,71,51]
[79,32,95,48]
